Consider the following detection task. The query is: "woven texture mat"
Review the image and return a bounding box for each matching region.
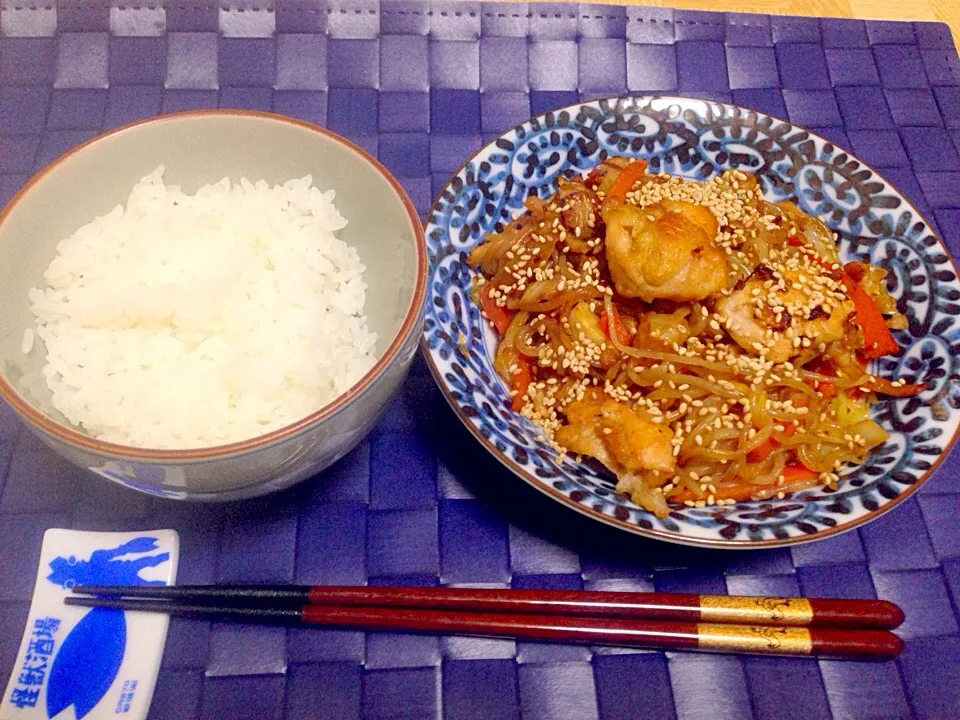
[0,2,959,718]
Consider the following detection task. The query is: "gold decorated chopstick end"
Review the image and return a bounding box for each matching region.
[696,623,903,660]
[696,623,814,655]
[699,595,814,625]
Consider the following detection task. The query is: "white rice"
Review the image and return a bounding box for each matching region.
[27,166,377,449]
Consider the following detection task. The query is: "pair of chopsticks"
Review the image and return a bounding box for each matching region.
[66,584,904,660]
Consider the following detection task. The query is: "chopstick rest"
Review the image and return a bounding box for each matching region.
[1,530,179,720]
[64,596,903,661]
[71,584,905,629]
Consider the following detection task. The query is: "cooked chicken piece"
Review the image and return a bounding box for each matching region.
[555,409,618,470]
[716,264,855,363]
[722,170,766,215]
[602,200,730,302]
[659,199,718,238]
[556,399,676,475]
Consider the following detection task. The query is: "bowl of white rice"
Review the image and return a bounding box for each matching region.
[0,110,426,499]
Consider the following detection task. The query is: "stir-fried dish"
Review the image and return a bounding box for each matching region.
[468,158,924,517]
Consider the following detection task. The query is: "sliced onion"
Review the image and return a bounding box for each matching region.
[852,418,889,448]
[555,179,599,245]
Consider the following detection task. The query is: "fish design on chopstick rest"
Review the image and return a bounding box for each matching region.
[46,537,170,590]
[45,538,169,719]
[1,530,178,720]
[44,609,126,720]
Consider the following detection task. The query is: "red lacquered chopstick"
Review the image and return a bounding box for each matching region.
[71,584,904,630]
[63,596,903,660]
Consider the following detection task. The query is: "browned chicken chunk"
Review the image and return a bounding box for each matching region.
[716,264,855,363]
[602,200,730,303]
[556,399,676,475]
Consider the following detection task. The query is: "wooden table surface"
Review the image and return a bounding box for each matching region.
[577,0,960,50]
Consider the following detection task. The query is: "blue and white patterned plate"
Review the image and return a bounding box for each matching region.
[421,95,960,548]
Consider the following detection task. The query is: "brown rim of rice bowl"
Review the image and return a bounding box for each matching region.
[0,109,428,460]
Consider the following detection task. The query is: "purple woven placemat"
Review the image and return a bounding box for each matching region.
[0,2,958,718]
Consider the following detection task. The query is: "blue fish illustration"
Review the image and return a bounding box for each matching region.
[44,537,169,719]
[46,609,125,719]
[46,536,169,589]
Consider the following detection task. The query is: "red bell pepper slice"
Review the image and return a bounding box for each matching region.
[840,274,899,359]
[599,304,628,345]
[506,350,533,411]
[605,159,648,200]
[480,283,515,335]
